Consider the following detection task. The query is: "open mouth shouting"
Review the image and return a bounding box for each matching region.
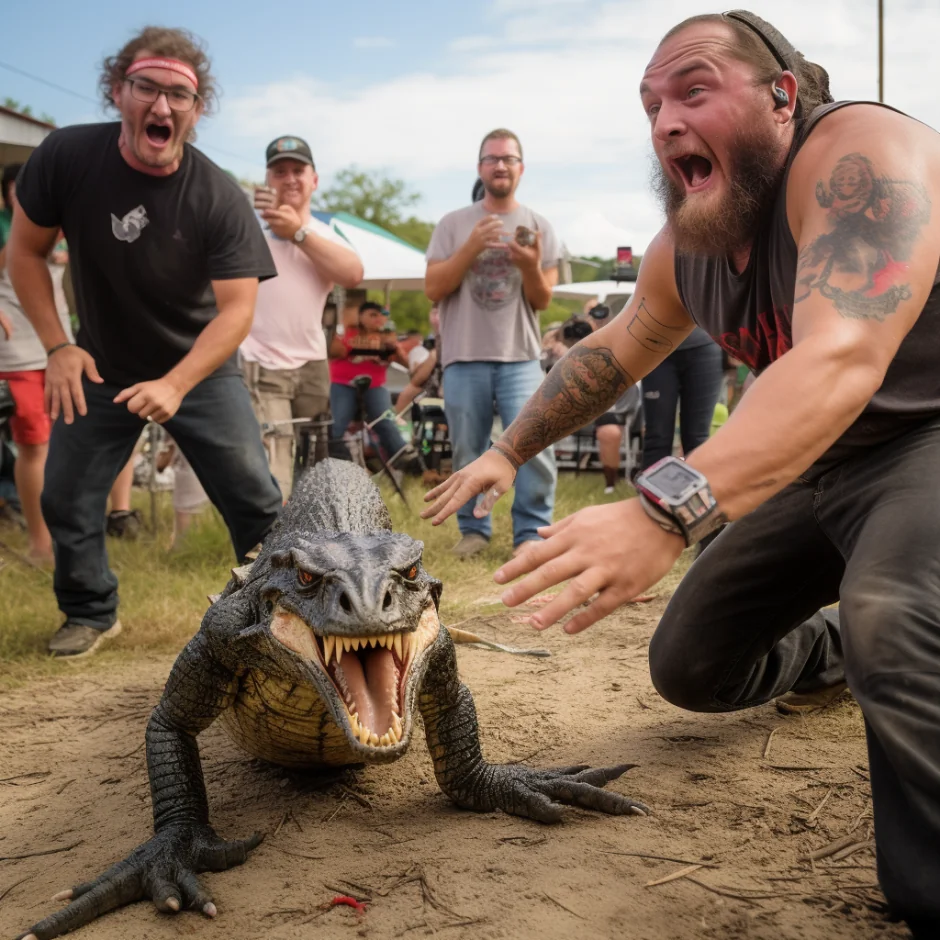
[270,603,441,752]
[670,152,714,193]
[144,122,173,148]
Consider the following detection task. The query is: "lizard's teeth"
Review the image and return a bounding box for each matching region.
[393,633,403,660]
[392,713,402,740]
[349,636,359,651]
[323,635,335,665]
[369,732,380,746]
[349,712,359,734]
[358,724,371,746]
[379,732,391,747]
[403,632,414,662]
[335,641,344,665]
[369,636,378,649]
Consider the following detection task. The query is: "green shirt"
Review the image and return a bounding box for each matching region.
[0,207,11,249]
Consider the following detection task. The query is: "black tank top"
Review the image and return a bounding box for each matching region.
[674,101,940,467]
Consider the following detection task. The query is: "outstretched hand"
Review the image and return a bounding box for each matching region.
[422,448,517,525]
[494,498,685,634]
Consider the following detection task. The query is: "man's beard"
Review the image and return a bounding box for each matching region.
[483,176,513,199]
[651,126,785,257]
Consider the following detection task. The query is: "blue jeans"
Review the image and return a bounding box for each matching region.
[329,381,406,460]
[41,374,282,630]
[443,360,556,545]
[641,341,724,469]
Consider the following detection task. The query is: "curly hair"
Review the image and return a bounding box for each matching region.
[661,13,834,123]
[99,26,218,114]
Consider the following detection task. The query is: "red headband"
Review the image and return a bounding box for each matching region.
[126,57,198,89]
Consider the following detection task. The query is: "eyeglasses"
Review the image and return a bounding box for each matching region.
[480,155,522,167]
[125,78,200,112]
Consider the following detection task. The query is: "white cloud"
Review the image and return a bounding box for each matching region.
[352,37,396,49]
[220,0,939,256]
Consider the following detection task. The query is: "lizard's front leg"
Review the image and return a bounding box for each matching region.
[419,631,649,823]
[18,632,260,940]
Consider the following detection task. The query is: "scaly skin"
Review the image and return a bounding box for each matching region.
[18,460,647,940]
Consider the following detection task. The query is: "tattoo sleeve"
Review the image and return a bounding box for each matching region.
[625,298,687,353]
[794,151,931,321]
[495,345,634,467]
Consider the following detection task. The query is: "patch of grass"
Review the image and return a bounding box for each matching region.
[0,470,690,686]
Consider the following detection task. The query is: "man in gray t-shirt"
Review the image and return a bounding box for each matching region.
[425,128,560,557]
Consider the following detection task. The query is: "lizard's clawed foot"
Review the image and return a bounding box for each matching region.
[16,824,262,940]
[484,762,649,823]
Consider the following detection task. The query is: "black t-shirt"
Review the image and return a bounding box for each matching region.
[16,122,276,386]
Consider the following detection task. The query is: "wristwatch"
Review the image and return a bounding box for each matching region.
[633,456,727,546]
[293,226,310,244]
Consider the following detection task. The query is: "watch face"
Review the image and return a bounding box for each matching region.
[646,460,700,498]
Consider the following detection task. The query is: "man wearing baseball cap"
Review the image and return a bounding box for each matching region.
[241,135,363,497]
[7,27,282,657]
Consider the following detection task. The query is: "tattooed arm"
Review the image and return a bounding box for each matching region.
[423,231,694,521]
[686,105,940,519]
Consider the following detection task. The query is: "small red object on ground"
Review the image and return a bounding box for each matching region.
[330,895,368,913]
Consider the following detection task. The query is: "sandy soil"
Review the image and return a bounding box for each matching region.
[0,598,907,940]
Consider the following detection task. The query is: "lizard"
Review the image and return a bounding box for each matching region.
[19,458,647,940]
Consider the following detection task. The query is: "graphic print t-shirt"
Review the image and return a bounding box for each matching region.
[426,203,561,368]
[16,122,276,386]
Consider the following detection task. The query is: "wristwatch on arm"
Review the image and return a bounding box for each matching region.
[633,456,728,546]
[293,226,310,244]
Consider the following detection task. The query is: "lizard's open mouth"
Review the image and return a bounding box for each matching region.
[270,604,440,751]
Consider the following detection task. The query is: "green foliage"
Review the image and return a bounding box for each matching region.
[314,167,421,230]
[388,217,435,251]
[569,254,643,283]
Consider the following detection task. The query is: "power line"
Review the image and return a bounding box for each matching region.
[0,58,98,105]
[0,57,258,167]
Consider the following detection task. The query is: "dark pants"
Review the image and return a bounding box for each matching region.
[648,418,940,935]
[641,341,723,469]
[42,375,282,630]
[329,381,406,461]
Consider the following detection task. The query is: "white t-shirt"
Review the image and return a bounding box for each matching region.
[408,344,430,372]
[241,217,356,371]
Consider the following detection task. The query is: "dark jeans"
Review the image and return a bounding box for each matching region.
[648,417,940,935]
[42,375,282,630]
[641,341,723,469]
[329,381,406,461]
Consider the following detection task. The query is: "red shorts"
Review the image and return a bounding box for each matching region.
[0,370,51,445]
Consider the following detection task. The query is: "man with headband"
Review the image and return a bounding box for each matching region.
[7,27,281,658]
[425,12,940,934]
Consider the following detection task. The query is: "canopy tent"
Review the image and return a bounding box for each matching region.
[312,211,426,295]
[552,279,635,313]
[0,106,54,168]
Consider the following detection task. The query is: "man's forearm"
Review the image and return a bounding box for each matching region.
[493,342,635,469]
[687,342,882,519]
[8,250,69,349]
[299,232,363,288]
[520,265,552,311]
[425,244,477,302]
[164,306,253,394]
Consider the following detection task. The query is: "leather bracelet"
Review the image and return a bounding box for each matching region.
[46,342,74,358]
[489,441,522,474]
[637,493,685,537]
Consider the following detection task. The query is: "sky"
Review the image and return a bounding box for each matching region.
[4,0,938,257]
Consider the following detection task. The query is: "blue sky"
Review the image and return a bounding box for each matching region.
[5,0,938,255]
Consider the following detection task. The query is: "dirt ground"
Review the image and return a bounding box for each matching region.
[0,597,906,940]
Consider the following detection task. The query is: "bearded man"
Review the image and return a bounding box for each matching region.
[424,12,940,935]
[8,27,282,658]
[425,129,561,558]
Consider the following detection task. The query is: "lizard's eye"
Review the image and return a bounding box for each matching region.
[401,565,418,581]
[298,570,316,587]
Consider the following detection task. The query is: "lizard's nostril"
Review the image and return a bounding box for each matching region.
[383,590,393,611]
[339,592,352,613]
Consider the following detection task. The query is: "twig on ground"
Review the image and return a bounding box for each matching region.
[273,811,290,837]
[0,840,83,861]
[635,696,651,710]
[0,876,31,904]
[803,833,859,862]
[338,784,374,810]
[0,771,50,785]
[56,779,75,795]
[830,840,874,862]
[322,794,347,823]
[270,846,327,861]
[600,851,719,868]
[799,787,833,827]
[685,878,801,902]
[762,728,779,760]
[645,864,705,887]
[542,892,584,918]
[324,882,372,903]
[763,764,830,772]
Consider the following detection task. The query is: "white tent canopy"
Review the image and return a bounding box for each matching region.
[313,212,426,292]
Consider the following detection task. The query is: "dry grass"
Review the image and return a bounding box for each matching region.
[0,471,692,687]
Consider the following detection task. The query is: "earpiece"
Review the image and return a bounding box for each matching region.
[772,86,790,108]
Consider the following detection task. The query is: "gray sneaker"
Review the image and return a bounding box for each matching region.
[48,620,123,659]
[775,680,849,715]
[451,533,489,558]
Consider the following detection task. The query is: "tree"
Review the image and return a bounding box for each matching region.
[313,167,421,231]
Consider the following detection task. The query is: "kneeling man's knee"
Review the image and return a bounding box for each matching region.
[648,621,718,712]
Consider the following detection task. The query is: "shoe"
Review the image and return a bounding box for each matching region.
[106,510,142,540]
[775,680,849,715]
[48,620,123,658]
[604,485,615,495]
[451,533,489,558]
